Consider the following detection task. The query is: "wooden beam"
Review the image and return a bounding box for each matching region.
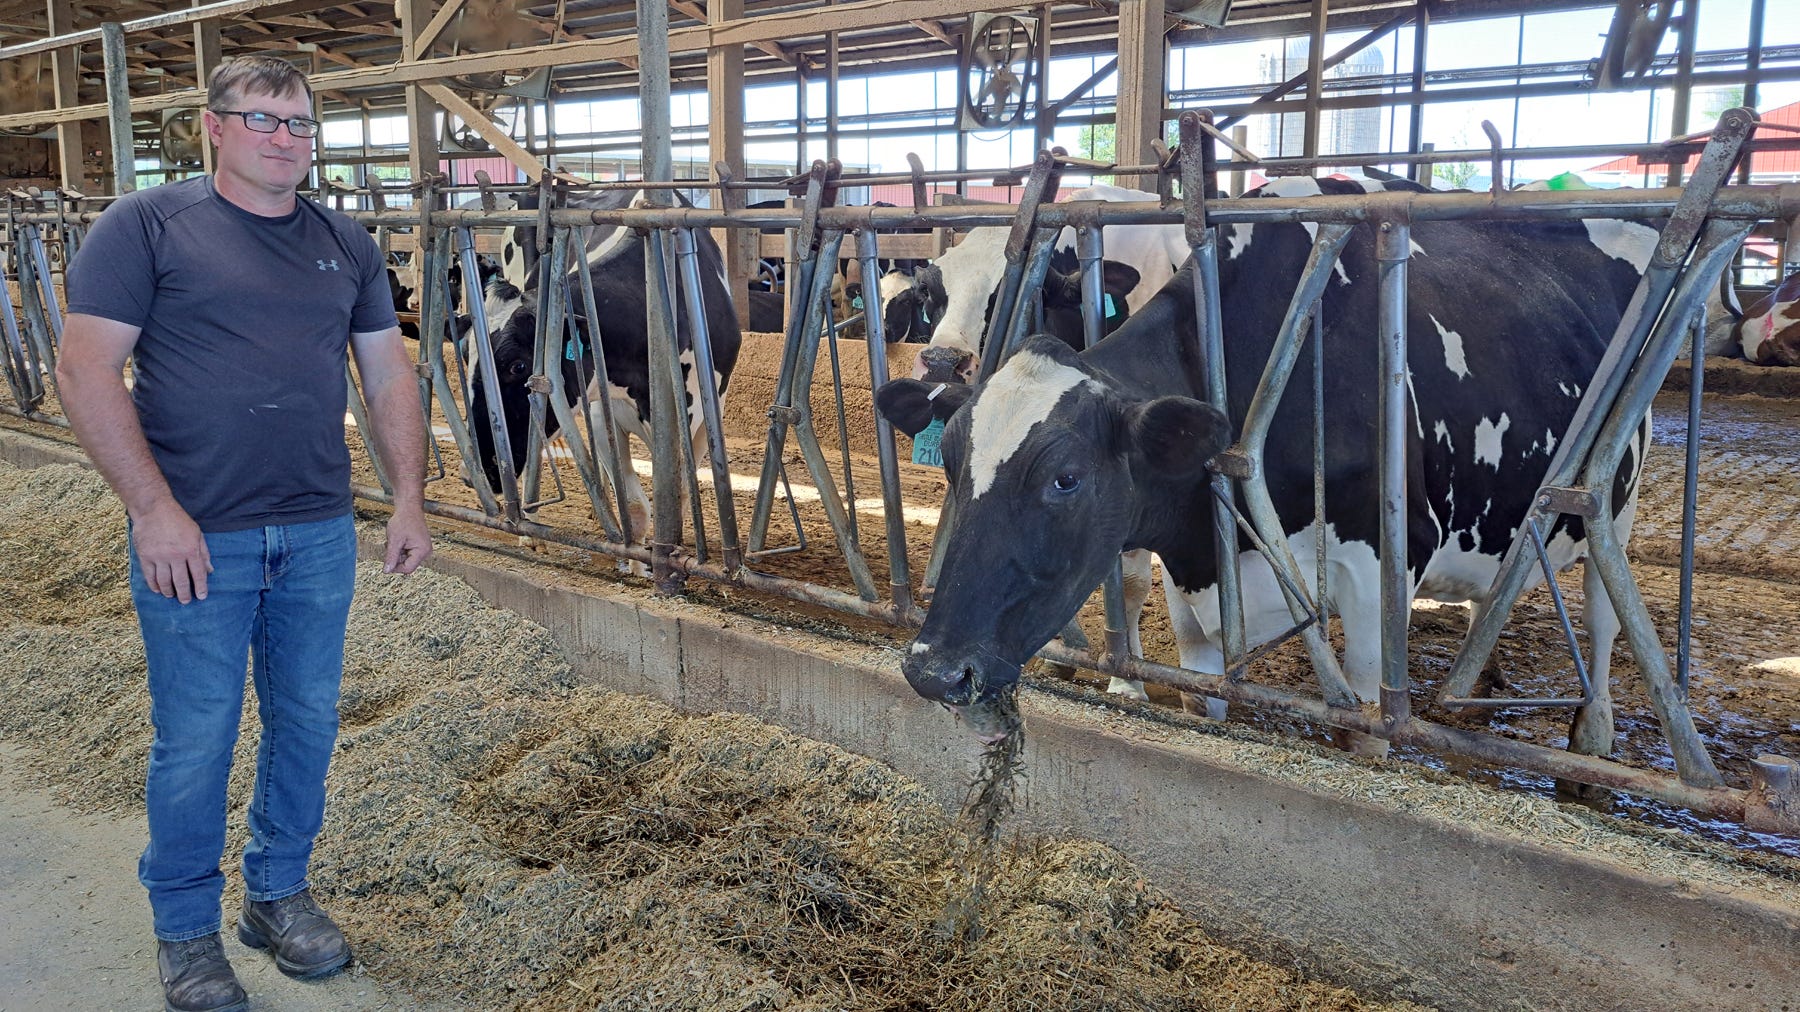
[909,17,956,47]
[670,0,793,66]
[422,82,580,183]
[0,0,1023,128]
[410,0,467,59]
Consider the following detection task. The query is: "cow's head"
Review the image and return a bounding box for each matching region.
[874,335,1230,739]
[1741,274,1800,366]
[882,265,945,344]
[894,253,1145,385]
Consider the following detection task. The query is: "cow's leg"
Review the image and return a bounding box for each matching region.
[1568,498,1638,764]
[1164,583,1228,720]
[1104,549,1154,701]
[1331,553,1392,759]
[585,396,653,577]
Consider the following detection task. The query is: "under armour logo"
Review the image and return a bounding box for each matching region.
[316,259,340,271]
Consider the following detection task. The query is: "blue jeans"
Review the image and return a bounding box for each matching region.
[129,513,357,942]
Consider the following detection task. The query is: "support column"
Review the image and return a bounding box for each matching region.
[100,22,133,195]
[191,0,222,174]
[1406,0,1429,182]
[708,0,752,328]
[1115,0,1166,188]
[398,0,442,187]
[47,0,85,189]
[1303,0,1327,160]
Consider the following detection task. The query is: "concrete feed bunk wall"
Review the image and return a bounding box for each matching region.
[3,429,1796,1011]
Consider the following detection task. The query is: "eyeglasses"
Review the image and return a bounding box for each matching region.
[213,109,320,139]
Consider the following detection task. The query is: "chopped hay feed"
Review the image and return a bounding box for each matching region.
[0,457,1419,1011]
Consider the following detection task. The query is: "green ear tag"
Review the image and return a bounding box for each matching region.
[1103,293,1119,319]
[911,417,946,468]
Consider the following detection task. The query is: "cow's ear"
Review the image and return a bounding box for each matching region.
[1122,396,1231,481]
[1099,259,1142,302]
[875,378,974,437]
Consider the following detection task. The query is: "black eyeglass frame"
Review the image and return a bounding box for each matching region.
[212,109,321,139]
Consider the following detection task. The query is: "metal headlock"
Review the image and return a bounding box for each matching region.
[6,134,1799,832]
[744,159,883,601]
[1440,108,1760,792]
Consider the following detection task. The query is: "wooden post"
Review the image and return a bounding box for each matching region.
[191,0,222,174]
[709,0,752,328]
[100,22,134,194]
[47,0,85,189]
[397,0,441,188]
[1115,0,1166,189]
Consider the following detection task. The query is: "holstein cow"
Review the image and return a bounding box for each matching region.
[1734,270,1800,366]
[472,187,742,555]
[882,185,1191,700]
[874,176,1654,764]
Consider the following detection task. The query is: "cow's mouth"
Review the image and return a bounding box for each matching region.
[948,695,1023,744]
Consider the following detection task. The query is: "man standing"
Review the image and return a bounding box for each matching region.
[55,55,430,1012]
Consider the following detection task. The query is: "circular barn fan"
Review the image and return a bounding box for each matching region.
[160,109,205,166]
[961,14,1037,131]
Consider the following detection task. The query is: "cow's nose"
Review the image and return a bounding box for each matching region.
[900,644,981,706]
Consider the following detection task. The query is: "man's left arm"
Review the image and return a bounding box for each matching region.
[350,326,432,574]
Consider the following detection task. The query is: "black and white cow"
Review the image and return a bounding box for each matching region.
[882,185,1191,699]
[881,185,1186,369]
[874,176,1654,760]
[471,187,742,555]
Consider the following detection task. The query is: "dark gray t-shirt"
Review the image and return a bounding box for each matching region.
[65,176,397,532]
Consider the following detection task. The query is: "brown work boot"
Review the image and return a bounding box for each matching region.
[236,888,352,979]
[156,933,248,1012]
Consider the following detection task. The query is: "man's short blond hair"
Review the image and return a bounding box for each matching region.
[207,55,311,112]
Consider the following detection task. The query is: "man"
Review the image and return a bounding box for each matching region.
[55,55,431,1012]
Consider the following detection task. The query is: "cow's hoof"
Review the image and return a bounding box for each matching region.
[1556,778,1612,803]
[1104,677,1149,702]
[1178,692,1228,721]
[1333,728,1391,760]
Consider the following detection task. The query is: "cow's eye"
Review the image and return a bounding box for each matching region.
[1051,473,1081,494]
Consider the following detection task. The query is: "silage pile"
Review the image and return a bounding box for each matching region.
[0,458,1421,1012]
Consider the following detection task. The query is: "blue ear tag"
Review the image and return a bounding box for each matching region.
[851,295,864,310]
[1103,293,1119,319]
[564,338,578,362]
[911,417,946,468]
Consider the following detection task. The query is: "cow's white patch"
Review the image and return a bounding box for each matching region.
[1225,223,1255,260]
[1581,219,1657,272]
[1433,419,1454,450]
[1430,314,1470,380]
[1473,414,1511,468]
[923,228,1010,358]
[1543,428,1557,455]
[967,351,1099,500]
[878,270,913,305]
[584,222,633,268]
[910,641,929,655]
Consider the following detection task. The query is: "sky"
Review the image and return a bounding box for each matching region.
[327,0,1799,189]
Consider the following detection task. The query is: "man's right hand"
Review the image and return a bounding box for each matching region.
[132,501,213,603]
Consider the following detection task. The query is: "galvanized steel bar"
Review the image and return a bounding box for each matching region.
[978,149,1062,380]
[855,226,915,617]
[644,226,686,592]
[25,225,64,350]
[1030,641,1750,823]
[674,226,743,571]
[572,229,634,544]
[521,226,574,510]
[747,160,829,555]
[1678,310,1704,695]
[1373,213,1411,728]
[539,275,624,544]
[779,228,881,600]
[1076,223,1133,664]
[1179,111,1246,676]
[458,226,524,525]
[1228,223,1358,709]
[417,229,500,518]
[12,229,57,392]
